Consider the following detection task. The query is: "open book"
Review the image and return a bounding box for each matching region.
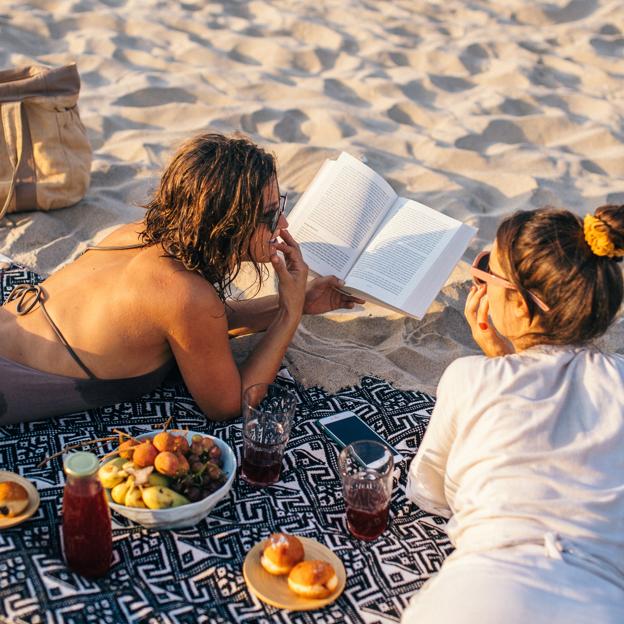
[287,152,477,318]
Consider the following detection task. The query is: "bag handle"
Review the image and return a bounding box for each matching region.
[0,166,17,220]
[0,101,21,219]
[0,100,36,219]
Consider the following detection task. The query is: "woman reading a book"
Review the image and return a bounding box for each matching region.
[404,205,624,622]
[0,133,363,423]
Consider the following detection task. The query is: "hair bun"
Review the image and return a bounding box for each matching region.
[583,212,624,258]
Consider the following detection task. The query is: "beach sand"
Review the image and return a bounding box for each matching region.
[1,0,623,395]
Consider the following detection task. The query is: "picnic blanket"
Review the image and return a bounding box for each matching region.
[0,264,452,624]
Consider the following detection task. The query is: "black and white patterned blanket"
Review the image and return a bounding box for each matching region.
[0,264,452,624]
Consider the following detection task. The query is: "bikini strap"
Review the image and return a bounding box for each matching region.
[85,243,146,251]
[6,284,96,379]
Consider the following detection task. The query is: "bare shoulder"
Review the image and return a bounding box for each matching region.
[97,221,144,245]
[148,254,225,325]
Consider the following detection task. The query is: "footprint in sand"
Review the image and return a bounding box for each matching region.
[429,75,475,93]
[386,102,435,128]
[113,87,197,107]
[324,79,369,107]
[455,120,527,152]
[580,159,608,176]
[528,62,580,89]
[374,50,410,68]
[544,0,598,24]
[102,115,160,137]
[400,80,437,107]
[274,110,310,143]
[590,35,624,58]
[227,47,262,66]
[240,107,310,142]
[239,107,281,134]
[499,98,540,117]
[459,43,490,75]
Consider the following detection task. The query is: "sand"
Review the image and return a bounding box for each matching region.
[1,0,624,395]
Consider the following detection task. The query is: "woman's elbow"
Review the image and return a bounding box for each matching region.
[200,399,241,422]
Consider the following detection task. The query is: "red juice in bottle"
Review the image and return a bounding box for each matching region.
[62,452,112,578]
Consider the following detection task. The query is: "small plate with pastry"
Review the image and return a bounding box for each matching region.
[243,532,346,611]
[0,471,40,529]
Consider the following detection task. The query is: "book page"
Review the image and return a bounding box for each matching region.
[346,199,475,316]
[287,152,397,279]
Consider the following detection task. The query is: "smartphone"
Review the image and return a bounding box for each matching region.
[317,411,404,463]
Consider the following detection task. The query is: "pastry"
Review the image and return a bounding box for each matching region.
[260,533,305,575]
[0,481,29,518]
[287,560,338,599]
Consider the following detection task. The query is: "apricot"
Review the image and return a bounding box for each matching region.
[153,432,176,453]
[133,441,159,468]
[154,451,180,477]
[119,439,139,459]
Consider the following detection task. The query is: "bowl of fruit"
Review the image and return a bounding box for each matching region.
[98,430,236,529]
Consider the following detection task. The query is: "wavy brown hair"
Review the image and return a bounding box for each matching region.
[140,133,277,300]
[496,205,624,345]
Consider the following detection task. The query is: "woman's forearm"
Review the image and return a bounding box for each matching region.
[226,295,280,336]
[237,307,300,390]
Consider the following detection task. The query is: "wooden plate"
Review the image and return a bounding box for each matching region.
[0,471,40,529]
[243,536,346,611]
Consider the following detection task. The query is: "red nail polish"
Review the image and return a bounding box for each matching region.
[479,322,488,331]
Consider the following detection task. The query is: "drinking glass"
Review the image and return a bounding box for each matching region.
[339,440,394,541]
[241,383,297,486]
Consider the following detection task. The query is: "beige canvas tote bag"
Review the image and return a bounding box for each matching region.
[0,63,92,219]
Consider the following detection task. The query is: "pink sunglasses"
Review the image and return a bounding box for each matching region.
[471,251,550,312]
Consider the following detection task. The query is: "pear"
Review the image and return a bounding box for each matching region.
[142,486,190,510]
[98,458,128,489]
[147,472,170,487]
[111,478,132,505]
[124,482,147,508]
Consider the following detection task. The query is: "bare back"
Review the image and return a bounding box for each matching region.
[0,223,187,379]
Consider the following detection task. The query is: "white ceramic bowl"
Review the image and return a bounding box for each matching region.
[103,430,236,530]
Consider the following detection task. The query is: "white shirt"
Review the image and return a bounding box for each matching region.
[407,345,624,579]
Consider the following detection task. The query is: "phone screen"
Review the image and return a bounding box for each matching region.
[318,411,403,462]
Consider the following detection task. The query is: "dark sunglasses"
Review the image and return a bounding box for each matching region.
[258,193,287,233]
[471,250,550,312]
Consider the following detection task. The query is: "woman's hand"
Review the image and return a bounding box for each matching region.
[464,284,513,357]
[270,229,308,319]
[303,276,366,315]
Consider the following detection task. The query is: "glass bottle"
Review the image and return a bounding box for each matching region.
[62,452,112,578]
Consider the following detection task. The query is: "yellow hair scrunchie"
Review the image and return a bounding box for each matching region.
[583,214,624,258]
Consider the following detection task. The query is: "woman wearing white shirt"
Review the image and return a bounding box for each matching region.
[403,205,624,623]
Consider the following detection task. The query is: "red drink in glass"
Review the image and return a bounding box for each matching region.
[241,383,296,488]
[241,443,283,486]
[344,484,390,541]
[339,440,394,541]
[62,452,112,578]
